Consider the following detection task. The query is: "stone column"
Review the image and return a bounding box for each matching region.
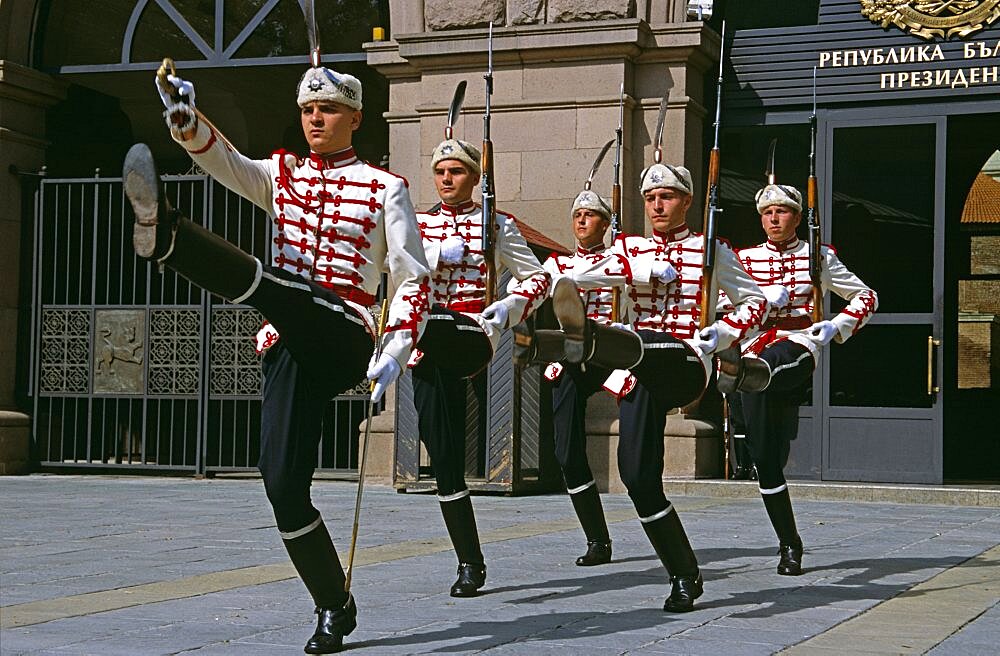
[0,61,66,474]
[366,2,723,485]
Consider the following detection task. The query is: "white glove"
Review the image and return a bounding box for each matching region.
[689,325,719,356]
[155,74,196,109]
[481,300,509,331]
[762,285,789,309]
[807,320,838,346]
[439,235,466,265]
[651,260,678,284]
[366,352,401,402]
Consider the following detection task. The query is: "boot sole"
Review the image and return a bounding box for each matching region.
[716,346,742,394]
[552,277,587,363]
[122,143,165,259]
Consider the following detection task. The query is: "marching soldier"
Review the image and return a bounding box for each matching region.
[410,135,550,597]
[718,184,877,576]
[549,163,767,612]
[122,63,431,653]
[537,189,621,567]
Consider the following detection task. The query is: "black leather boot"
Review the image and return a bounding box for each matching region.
[717,347,772,394]
[762,488,804,575]
[641,510,703,612]
[512,316,537,368]
[586,321,643,370]
[123,142,259,300]
[569,484,612,566]
[305,594,357,654]
[439,494,487,597]
[731,434,753,479]
[551,277,588,362]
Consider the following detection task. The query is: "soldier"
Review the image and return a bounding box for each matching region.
[122,63,431,653]
[537,189,621,567]
[549,163,767,612]
[410,136,549,597]
[717,184,877,576]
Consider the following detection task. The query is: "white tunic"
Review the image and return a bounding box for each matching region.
[171,118,431,367]
[543,244,620,325]
[415,200,549,350]
[736,237,878,356]
[567,225,768,356]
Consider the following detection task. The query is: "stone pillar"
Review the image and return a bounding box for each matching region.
[0,61,66,474]
[366,2,723,484]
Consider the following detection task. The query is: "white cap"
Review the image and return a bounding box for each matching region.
[640,163,693,195]
[431,139,482,176]
[755,184,803,214]
[571,190,611,219]
[296,67,363,110]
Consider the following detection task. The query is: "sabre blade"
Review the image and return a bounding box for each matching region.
[301,0,320,67]
[585,139,615,191]
[766,138,778,184]
[446,80,467,140]
[653,93,669,164]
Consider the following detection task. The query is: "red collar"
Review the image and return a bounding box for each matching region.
[766,236,800,252]
[653,224,691,242]
[310,147,358,169]
[440,200,477,216]
[576,242,606,256]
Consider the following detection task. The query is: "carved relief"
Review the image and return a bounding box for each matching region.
[861,0,1000,40]
[93,310,146,394]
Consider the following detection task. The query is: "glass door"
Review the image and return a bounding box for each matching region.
[820,117,944,483]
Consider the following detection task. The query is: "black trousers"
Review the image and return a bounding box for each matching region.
[551,363,610,490]
[411,307,492,494]
[618,330,707,518]
[254,266,373,532]
[731,339,815,491]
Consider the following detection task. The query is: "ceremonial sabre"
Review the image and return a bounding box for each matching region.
[155,58,236,150]
[344,298,390,593]
[610,83,625,322]
[447,80,467,140]
[481,22,498,306]
[766,138,778,185]
[807,67,824,323]
[698,21,726,331]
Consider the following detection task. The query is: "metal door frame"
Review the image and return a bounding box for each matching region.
[818,110,946,483]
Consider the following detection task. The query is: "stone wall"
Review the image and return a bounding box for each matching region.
[367,1,722,488]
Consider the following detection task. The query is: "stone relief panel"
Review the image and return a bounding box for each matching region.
[39,309,91,395]
[424,0,636,29]
[93,309,145,395]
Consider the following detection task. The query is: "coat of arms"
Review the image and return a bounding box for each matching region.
[861,1,1000,39]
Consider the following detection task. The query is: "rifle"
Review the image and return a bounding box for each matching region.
[698,21,726,331]
[610,82,625,322]
[807,67,823,323]
[481,22,498,306]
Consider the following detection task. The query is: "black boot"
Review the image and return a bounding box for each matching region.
[761,488,804,576]
[123,143,259,300]
[305,594,357,654]
[641,510,703,612]
[281,520,356,653]
[439,494,487,597]
[512,316,536,368]
[717,347,772,394]
[731,434,753,479]
[551,277,588,362]
[569,484,612,566]
[586,322,643,370]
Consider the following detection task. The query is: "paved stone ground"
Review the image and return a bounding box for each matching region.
[1,474,998,655]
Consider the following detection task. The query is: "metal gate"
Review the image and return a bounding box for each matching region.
[28,173,372,476]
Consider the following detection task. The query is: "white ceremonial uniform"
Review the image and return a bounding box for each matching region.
[416,199,549,350]
[569,224,768,377]
[736,237,878,357]
[170,119,431,367]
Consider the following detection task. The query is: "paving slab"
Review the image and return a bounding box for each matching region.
[1,474,998,655]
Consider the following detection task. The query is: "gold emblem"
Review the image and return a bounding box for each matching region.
[861,0,1000,39]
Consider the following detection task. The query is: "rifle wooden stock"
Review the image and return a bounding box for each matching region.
[807,174,823,322]
[610,182,622,322]
[699,147,721,330]
[481,140,497,306]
